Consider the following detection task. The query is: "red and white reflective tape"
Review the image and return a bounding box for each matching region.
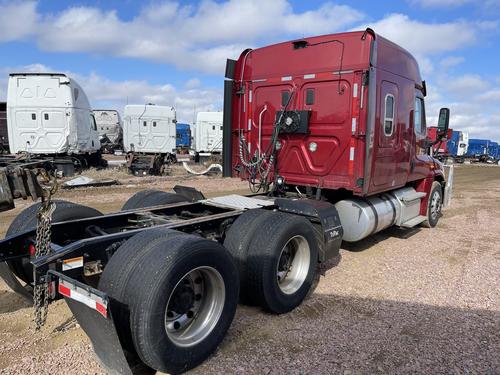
[251,70,355,85]
[58,279,108,318]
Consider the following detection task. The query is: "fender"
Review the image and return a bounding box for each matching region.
[275,198,343,262]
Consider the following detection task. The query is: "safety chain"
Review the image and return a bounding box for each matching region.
[33,168,58,330]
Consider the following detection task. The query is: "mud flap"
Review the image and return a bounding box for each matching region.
[0,261,32,300]
[442,164,454,208]
[49,272,153,375]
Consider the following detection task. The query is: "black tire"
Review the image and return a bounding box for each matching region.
[122,190,188,210]
[127,234,239,374]
[3,200,102,295]
[246,212,319,314]
[422,181,443,228]
[98,227,185,352]
[6,200,102,237]
[223,209,274,303]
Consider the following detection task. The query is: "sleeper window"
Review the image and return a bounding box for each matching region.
[143,121,147,127]
[384,94,394,136]
[305,89,315,105]
[414,97,426,134]
[153,121,157,127]
[281,91,290,107]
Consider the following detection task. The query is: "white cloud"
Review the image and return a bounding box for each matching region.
[444,74,490,96]
[358,14,477,56]
[478,89,500,103]
[0,0,363,75]
[409,0,500,8]
[408,0,472,7]
[425,71,500,141]
[185,78,201,89]
[0,1,38,42]
[439,56,464,69]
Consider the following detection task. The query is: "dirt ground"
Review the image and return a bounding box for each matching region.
[0,165,498,374]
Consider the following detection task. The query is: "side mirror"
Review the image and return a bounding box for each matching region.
[437,108,450,139]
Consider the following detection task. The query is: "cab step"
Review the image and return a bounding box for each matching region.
[400,215,427,228]
[400,191,426,203]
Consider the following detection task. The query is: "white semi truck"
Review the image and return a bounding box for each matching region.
[6,73,104,174]
[194,111,223,161]
[123,104,177,175]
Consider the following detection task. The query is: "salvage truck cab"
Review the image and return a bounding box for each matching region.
[0,29,452,374]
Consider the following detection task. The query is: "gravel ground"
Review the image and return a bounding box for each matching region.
[0,165,498,374]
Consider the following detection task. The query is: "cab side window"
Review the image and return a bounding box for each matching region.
[414,97,426,134]
[384,94,394,136]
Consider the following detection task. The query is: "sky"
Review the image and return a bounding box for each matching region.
[0,0,499,141]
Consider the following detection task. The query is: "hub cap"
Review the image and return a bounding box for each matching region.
[165,266,225,347]
[430,190,442,221]
[276,235,311,295]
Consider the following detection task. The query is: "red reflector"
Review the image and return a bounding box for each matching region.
[28,244,36,256]
[58,283,71,297]
[95,302,108,318]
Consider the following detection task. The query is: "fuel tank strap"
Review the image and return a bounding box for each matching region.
[380,193,397,226]
[364,198,379,236]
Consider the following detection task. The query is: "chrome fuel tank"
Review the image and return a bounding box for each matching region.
[335,187,420,242]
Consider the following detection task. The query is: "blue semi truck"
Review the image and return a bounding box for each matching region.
[175,123,191,150]
[428,128,499,164]
[465,138,499,163]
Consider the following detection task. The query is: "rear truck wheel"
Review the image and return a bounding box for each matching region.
[246,212,319,314]
[2,201,102,298]
[126,234,239,374]
[121,190,188,210]
[98,227,185,352]
[223,209,274,304]
[422,181,443,228]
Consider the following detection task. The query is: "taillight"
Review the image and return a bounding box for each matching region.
[28,243,36,256]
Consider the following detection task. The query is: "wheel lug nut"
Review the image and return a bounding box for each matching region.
[173,321,181,330]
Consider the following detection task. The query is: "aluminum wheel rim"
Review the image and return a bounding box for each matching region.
[430,190,441,221]
[164,266,225,347]
[276,235,311,295]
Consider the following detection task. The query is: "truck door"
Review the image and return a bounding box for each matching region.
[373,80,399,187]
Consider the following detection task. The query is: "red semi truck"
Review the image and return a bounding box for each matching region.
[0,29,453,374]
[427,126,453,155]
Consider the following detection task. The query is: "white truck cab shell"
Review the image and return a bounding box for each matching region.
[94,109,122,144]
[123,105,176,154]
[7,73,100,155]
[194,111,223,153]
